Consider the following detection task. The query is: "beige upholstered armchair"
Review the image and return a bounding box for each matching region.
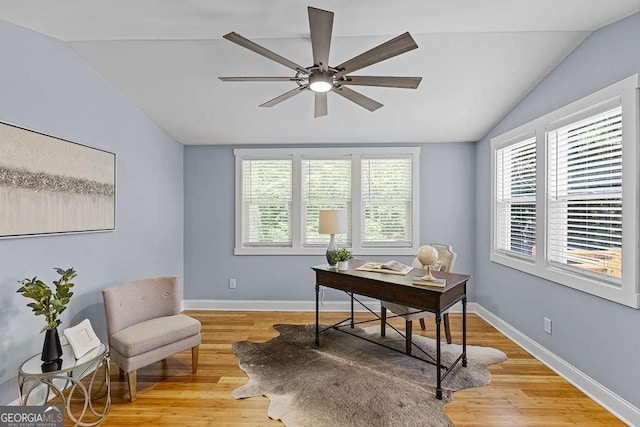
[381,244,457,353]
[102,277,201,402]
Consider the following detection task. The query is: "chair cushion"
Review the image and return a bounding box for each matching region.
[110,314,201,357]
[383,302,435,321]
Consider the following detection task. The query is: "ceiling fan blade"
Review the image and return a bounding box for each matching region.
[314,92,328,117]
[223,32,307,72]
[332,86,383,112]
[260,85,309,108]
[219,77,305,82]
[335,32,418,77]
[339,76,422,89]
[308,7,334,72]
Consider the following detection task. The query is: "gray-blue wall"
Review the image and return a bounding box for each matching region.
[0,20,184,404]
[184,143,476,302]
[475,12,640,408]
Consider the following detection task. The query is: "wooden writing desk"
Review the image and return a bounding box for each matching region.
[311,259,471,399]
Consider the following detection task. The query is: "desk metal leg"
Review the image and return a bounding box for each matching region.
[462,296,468,367]
[435,313,442,400]
[350,293,354,328]
[315,283,320,346]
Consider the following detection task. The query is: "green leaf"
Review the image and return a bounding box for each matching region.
[17,267,77,325]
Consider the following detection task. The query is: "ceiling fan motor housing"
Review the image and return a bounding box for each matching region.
[309,72,333,92]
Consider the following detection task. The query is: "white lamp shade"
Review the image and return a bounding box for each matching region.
[318,210,347,234]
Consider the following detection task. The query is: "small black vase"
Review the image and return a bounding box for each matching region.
[41,327,63,364]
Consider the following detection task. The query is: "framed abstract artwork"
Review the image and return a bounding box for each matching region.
[0,122,116,238]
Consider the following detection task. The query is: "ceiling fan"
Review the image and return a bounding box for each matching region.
[219,6,422,117]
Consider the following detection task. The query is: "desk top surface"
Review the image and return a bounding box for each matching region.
[311,259,471,294]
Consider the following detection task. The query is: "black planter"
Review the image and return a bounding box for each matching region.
[41,327,63,364]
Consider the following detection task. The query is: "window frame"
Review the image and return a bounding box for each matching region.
[235,147,420,256]
[493,132,537,261]
[490,74,639,308]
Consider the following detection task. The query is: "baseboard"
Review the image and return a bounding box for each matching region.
[183,299,381,312]
[183,299,472,313]
[474,303,640,426]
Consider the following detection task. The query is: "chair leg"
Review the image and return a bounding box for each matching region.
[380,306,387,337]
[192,346,199,374]
[118,366,124,379]
[444,313,452,344]
[405,320,413,355]
[419,318,426,330]
[127,371,137,402]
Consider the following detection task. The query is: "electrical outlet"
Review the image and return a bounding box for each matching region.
[544,317,552,335]
[229,279,237,289]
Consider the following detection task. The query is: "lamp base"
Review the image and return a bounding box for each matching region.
[326,234,338,268]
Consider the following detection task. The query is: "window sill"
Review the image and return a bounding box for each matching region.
[234,247,419,256]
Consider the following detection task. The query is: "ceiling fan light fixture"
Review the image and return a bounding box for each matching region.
[309,73,333,93]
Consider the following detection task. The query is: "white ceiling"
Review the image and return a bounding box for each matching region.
[1,1,639,145]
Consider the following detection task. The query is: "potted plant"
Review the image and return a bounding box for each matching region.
[333,248,353,271]
[17,267,76,364]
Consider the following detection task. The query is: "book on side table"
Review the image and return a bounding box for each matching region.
[356,260,413,276]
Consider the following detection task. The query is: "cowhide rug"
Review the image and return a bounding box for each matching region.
[232,324,506,427]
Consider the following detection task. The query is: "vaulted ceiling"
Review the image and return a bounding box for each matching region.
[1,1,639,145]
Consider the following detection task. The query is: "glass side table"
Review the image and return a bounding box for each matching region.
[18,343,111,427]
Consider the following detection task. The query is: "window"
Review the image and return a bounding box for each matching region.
[547,106,623,283]
[235,147,420,256]
[241,158,292,247]
[495,136,537,259]
[302,157,351,247]
[491,74,639,308]
[361,157,414,247]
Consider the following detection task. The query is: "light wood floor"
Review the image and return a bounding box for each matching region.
[80,311,622,426]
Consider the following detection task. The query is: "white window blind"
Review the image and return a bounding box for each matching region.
[241,158,292,247]
[361,157,413,247]
[495,137,537,258]
[302,157,352,246]
[547,106,623,282]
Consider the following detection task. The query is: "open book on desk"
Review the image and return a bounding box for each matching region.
[356,260,413,276]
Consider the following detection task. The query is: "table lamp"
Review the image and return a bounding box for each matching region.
[319,209,347,267]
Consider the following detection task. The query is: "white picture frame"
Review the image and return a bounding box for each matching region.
[63,319,101,359]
